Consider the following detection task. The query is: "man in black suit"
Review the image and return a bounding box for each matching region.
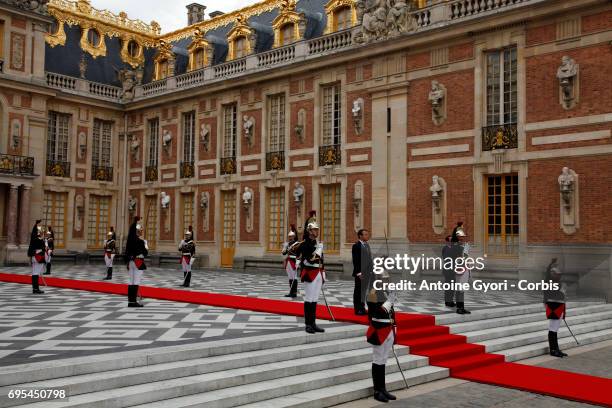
[352,229,372,315]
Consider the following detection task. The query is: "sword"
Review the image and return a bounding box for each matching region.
[392,343,410,390]
[563,318,580,345]
[321,283,335,321]
[39,272,48,288]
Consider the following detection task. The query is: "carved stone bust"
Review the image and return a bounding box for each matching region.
[558,167,575,193]
[430,175,443,198]
[160,191,171,209]
[242,187,253,205]
[557,56,577,81]
[293,182,304,203]
[128,195,137,212]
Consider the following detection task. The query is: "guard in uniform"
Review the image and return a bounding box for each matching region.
[544,259,568,358]
[366,271,397,403]
[178,229,196,287]
[303,210,317,240]
[281,226,299,298]
[27,226,45,294]
[124,219,148,307]
[103,230,116,280]
[44,227,54,275]
[453,228,471,314]
[295,222,326,334]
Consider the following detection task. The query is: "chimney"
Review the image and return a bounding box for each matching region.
[187,3,207,25]
[209,11,225,18]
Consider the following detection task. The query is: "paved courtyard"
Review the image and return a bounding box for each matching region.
[0,265,599,368]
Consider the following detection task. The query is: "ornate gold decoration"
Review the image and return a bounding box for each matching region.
[154,40,175,80]
[80,25,106,58]
[324,0,357,34]
[272,0,306,48]
[120,37,144,68]
[227,14,256,61]
[163,0,284,44]
[188,28,213,71]
[45,18,66,48]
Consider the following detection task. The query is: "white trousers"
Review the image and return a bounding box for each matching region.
[128,261,143,285]
[32,258,45,276]
[304,273,322,302]
[285,260,297,280]
[372,331,395,365]
[105,254,115,267]
[181,259,192,273]
[548,313,564,332]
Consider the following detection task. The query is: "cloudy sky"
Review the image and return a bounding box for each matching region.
[94,0,255,33]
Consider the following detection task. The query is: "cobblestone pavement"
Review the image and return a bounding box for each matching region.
[374,344,612,408]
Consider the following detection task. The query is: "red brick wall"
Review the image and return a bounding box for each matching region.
[346,91,372,142]
[408,166,474,242]
[408,69,474,136]
[527,123,612,151]
[526,23,556,46]
[408,137,473,162]
[526,43,612,123]
[449,42,474,62]
[407,51,429,71]
[527,156,612,243]
[346,147,372,166]
[290,99,314,149]
[240,183,260,242]
[345,173,372,243]
[582,10,612,34]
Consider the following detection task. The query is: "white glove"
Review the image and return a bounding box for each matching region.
[382,300,393,313]
[190,257,195,266]
[314,243,324,257]
[144,240,149,250]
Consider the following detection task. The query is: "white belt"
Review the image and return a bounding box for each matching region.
[372,318,392,323]
[182,253,192,256]
[303,263,322,268]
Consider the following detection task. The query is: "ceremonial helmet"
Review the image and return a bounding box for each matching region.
[36,226,44,238]
[307,222,319,231]
[136,223,143,235]
[455,228,466,238]
[184,229,193,239]
[107,231,114,238]
[287,230,296,238]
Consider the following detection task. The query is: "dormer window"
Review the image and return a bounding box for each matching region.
[188,28,213,71]
[154,41,175,80]
[120,38,144,68]
[227,14,256,61]
[272,0,305,48]
[324,0,356,34]
[45,17,66,48]
[80,26,106,58]
[334,6,352,30]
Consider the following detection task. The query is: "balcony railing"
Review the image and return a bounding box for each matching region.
[266,151,285,171]
[220,156,237,175]
[482,123,518,151]
[180,161,195,179]
[145,165,158,182]
[91,165,113,182]
[319,144,342,167]
[0,154,34,176]
[46,159,70,178]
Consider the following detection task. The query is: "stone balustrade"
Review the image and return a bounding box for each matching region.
[44,0,539,103]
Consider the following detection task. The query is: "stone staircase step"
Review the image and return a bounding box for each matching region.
[448,304,612,334]
[234,366,449,408]
[0,337,369,407]
[0,325,365,387]
[479,319,612,353]
[125,354,430,408]
[462,311,612,342]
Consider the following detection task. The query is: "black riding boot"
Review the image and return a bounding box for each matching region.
[104,267,113,280]
[285,280,293,297]
[305,302,315,334]
[128,285,143,307]
[44,263,51,275]
[32,275,44,294]
[378,364,396,400]
[290,279,298,298]
[372,364,388,403]
[549,331,567,357]
[456,302,471,314]
[184,271,191,288]
[312,303,325,333]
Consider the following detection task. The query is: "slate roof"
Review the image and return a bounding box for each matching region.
[45,0,331,87]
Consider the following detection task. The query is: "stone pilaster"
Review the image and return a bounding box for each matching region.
[6,184,19,246]
[18,185,31,246]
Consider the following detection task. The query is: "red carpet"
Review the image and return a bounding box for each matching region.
[1,273,610,407]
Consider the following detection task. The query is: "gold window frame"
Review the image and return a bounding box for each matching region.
[188,29,213,71]
[272,0,306,48]
[227,15,256,61]
[80,25,107,58]
[120,37,144,68]
[324,0,357,34]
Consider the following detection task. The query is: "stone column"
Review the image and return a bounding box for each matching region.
[18,185,31,246]
[6,184,19,246]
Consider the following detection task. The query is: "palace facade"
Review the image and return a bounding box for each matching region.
[0,0,610,295]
